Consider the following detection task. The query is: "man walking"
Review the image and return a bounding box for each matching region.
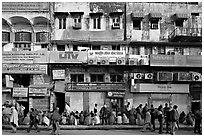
[51,107,61,135]
[27,108,40,133]
[170,105,179,135]
[194,109,202,134]
[10,106,18,133]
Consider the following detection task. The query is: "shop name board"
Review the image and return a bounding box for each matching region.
[131,83,189,93]
[66,83,126,91]
[49,51,87,63]
[2,2,49,11]
[88,50,125,58]
[150,55,202,67]
[2,64,47,74]
[2,51,48,64]
[13,87,28,97]
[107,91,125,98]
[32,98,49,111]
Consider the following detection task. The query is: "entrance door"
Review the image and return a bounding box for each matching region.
[55,92,65,114]
[110,98,124,114]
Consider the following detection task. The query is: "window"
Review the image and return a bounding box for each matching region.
[41,44,48,49]
[73,45,78,51]
[131,46,140,55]
[11,74,31,87]
[36,32,49,43]
[175,19,184,27]
[174,47,184,55]
[144,46,152,55]
[158,46,165,54]
[133,20,141,30]
[14,43,31,51]
[110,74,123,83]
[70,74,84,83]
[59,17,66,29]
[92,45,101,50]
[90,74,104,82]
[112,17,120,29]
[151,20,159,29]
[112,45,120,50]
[73,17,81,29]
[2,32,10,42]
[93,17,101,29]
[15,32,31,42]
[57,45,65,51]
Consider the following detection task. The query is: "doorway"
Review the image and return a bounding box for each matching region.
[191,101,200,113]
[110,98,124,114]
[17,101,29,116]
[54,92,65,114]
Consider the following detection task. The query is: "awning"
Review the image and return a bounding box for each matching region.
[109,11,124,16]
[69,12,84,15]
[131,12,144,19]
[89,12,103,16]
[149,13,162,19]
[174,13,188,20]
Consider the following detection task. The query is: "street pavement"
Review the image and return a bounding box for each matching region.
[2,129,199,135]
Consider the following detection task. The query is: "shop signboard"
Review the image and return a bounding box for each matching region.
[177,72,192,81]
[2,64,47,74]
[88,50,125,58]
[32,98,49,111]
[65,83,126,91]
[107,91,125,98]
[157,72,173,81]
[52,70,65,79]
[49,51,87,63]
[150,55,202,67]
[2,51,48,64]
[29,87,49,96]
[131,83,189,93]
[13,87,28,97]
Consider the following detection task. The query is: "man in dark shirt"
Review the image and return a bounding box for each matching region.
[27,108,40,133]
[163,103,170,133]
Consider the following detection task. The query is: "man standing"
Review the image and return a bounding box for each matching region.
[194,109,202,134]
[170,105,179,135]
[150,104,156,132]
[27,108,40,133]
[100,104,108,125]
[94,104,98,115]
[10,106,18,133]
[158,105,164,134]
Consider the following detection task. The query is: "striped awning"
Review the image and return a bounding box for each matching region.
[131,12,144,19]
[149,13,162,19]
[174,13,188,20]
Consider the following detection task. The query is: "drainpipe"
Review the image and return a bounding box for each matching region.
[124,2,127,41]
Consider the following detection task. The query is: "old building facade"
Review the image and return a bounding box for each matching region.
[2,2,202,114]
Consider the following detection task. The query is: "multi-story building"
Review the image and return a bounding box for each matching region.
[2,2,53,114]
[2,2,202,115]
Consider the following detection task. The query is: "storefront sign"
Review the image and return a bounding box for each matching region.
[2,64,47,74]
[13,87,28,97]
[107,91,125,98]
[2,51,48,63]
[88,50,125,58]
[178,72,192,81]
[52,70,65,79]
[32,98,49,111]
[49,51,87,63]
[66,83,126,91]
[29,87,49,96]
[157,72,173,81]
[131,83,189,93]
[150,55,202,67]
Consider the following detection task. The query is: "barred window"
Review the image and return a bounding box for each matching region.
[15,32,31,42]
[2,32,10,42]
[70,74,84,83]
[36,32,49,42]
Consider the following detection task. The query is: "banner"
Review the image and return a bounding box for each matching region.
[13,88,28,97]
[2,64,47,74]
[49,51,87,63]
[2,51,49,63]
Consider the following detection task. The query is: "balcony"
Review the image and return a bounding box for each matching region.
[65,82,126,91]
[168,27,202,42]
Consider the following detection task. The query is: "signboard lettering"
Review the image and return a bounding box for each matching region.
[88,50,125,58]
[13,88,28,97]
[53,70,65,79]
[59,52,79,59]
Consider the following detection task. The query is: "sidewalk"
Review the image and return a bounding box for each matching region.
[2,123,194,131]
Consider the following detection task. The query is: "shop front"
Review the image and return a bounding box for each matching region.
[128,83,190,114]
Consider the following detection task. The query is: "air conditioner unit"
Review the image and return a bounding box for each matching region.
[88,58,97,65]
[116,58,125,65]
[192,73,202,81]
[129,58,138,65]
[134,73,143,79]
[145,73,153,79]
[100,58,109,65]
[112,22,120,28]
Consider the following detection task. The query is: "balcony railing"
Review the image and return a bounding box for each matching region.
[168,27,202,42]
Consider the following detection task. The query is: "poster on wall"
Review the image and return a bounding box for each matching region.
[52,70,65,79]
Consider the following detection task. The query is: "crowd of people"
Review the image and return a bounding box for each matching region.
[2,101,202,135]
